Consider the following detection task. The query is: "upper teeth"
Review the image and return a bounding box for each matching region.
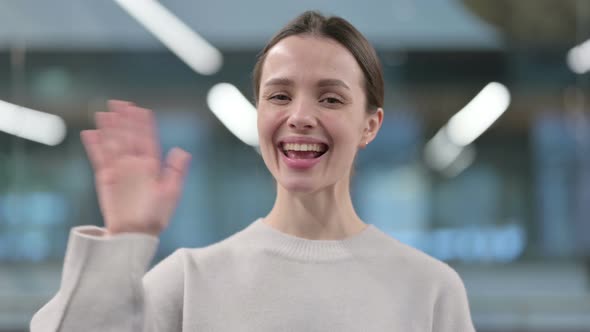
[282,143,326,152]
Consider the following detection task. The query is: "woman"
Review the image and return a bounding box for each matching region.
[31,11,475,331]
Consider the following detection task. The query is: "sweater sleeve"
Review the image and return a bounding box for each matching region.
[432,268,476,332]
[30,226,185,332]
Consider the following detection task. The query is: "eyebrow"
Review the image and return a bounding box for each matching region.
[263,77,350,90]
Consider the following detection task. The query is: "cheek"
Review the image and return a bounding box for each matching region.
[257,111,281,149]
[323,116,363,146]
[257,116,276,171]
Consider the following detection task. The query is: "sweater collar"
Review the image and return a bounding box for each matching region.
[240,218,386,262]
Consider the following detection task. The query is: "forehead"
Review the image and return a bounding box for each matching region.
[261,35,364,88]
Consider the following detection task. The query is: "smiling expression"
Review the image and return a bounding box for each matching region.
[257,35,379,194]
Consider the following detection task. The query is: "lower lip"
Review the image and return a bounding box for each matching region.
[279,149,326,170]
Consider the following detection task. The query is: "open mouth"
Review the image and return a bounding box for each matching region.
[279,142,329,159]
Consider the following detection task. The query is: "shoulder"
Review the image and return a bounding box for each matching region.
[369,227,466,288]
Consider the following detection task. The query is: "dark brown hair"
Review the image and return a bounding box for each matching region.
[252,11,384,113]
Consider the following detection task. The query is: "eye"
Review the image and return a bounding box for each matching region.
[268,94,291,104]
[320,97,343,105]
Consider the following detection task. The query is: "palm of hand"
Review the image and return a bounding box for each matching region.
[81,101,191,236]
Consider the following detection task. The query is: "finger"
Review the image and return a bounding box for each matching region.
[160,148,191,200]
[113,105,137,156]
[110,100,140,156]
[134,106,162,160]
[80,130,105,171]
[120,106,144,156]
[95,111,123,163]
[107,99,135,110]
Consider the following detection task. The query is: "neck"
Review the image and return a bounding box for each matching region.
[263,181,366,240]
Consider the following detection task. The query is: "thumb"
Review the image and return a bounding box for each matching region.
[160,147,192,201]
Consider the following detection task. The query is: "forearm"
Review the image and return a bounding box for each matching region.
[30,226,159,332]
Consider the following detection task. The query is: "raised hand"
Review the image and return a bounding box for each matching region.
[80,100,191,236]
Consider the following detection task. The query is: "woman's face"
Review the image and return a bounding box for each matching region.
[257,35,381,194]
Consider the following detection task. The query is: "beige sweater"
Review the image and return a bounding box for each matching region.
[31,218,475,331]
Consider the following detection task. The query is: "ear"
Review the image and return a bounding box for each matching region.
[359,108,384,149]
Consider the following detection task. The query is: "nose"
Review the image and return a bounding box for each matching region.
[287,98,317,130]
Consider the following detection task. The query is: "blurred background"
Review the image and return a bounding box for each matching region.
[0,0,589,331]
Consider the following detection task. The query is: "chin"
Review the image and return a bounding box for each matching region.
[278,174,343,196]
[278,177,324,195]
